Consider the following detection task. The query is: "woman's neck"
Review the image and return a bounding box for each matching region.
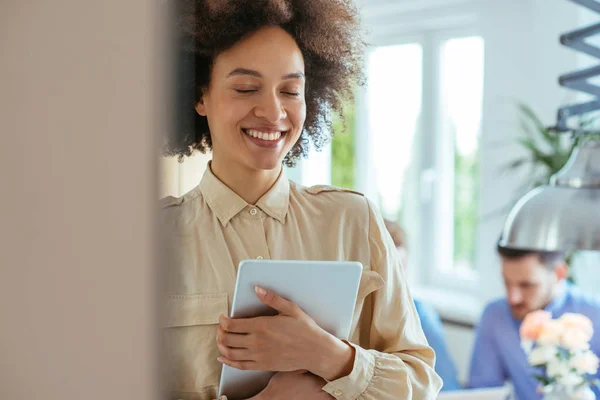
[210,158,282,205]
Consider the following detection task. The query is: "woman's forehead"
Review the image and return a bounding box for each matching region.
[213,27,305,76]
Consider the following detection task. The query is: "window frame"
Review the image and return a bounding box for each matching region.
[426,26,485,293]
[353,25,486,296]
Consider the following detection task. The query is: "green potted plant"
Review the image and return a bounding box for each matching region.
[500,103,600,210]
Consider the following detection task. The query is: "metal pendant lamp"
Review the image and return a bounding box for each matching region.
[500,0,600,252]
[499,140,600,252]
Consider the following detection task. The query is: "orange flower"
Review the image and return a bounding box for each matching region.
[520,310,552,341]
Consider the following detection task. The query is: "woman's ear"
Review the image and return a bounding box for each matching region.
[195,88,208,116]
[195,99,207,116]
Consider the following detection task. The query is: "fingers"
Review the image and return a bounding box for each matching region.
[217,356,259,371]
[255,286,301,316]
[218,312,289,335]
[216,341,251,362]
[219,314,256,334]
[216,325,251,348]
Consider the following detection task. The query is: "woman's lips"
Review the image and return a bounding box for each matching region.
[242,128,287,148]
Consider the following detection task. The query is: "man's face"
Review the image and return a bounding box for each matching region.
[502,254,561,320]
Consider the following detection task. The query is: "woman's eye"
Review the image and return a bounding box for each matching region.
[283,92,300,97]
[234,89,257,94]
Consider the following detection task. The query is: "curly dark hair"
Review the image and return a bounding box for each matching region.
[164,0,365,166]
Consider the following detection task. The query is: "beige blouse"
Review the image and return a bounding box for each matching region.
[160,164,442,400]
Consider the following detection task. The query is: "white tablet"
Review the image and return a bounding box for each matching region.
[218,259,363,400]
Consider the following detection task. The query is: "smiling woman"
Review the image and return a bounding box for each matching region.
[164,0,363,168]
[193,27,307,181]
[160,1,442,400]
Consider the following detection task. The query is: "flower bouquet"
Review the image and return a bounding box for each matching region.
[520,311,599,399]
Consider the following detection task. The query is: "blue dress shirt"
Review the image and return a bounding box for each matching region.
[468,284,600,400]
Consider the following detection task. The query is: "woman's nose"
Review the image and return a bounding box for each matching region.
[254,92,287,123]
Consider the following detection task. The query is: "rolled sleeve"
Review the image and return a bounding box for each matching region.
[321,198,443,399]
[322,342,376,399]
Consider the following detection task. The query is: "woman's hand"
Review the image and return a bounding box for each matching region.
[216,286,355,380]
[252,370,335,400]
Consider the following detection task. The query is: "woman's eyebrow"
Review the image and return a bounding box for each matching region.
[227,68,262,78]
[226,68,305,80]
[282,72,305,80]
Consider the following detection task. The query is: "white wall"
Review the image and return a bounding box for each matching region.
[571,1,600,295]
[476,0,581,304]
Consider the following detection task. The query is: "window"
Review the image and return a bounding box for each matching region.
[367,44,423,221]
[331,104,356,189]
[334,31,485,291]
[429,34,484,288]
[440,37,484,276]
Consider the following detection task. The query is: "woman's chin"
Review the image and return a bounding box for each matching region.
[247,157,286,172]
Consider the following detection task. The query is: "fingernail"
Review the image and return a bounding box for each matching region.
[217,357,224,363]
[255,286,266,296]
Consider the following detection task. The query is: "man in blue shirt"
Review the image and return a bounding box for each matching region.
[469,244,600,400]
[384,219,461,391]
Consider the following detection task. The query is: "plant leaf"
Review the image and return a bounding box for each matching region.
[499,157,531,173]
[518,103,546,133]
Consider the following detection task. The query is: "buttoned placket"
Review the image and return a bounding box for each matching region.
[245,206,271,261]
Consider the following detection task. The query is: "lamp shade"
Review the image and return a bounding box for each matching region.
[500,140,600,252]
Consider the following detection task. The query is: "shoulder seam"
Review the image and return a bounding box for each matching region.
[305,184,364,196]
[160,185,204,209]
[159,196,183,209]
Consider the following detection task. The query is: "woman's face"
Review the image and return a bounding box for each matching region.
[196,26,307,172]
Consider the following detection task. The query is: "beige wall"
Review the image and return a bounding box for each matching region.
[1,1,160,399]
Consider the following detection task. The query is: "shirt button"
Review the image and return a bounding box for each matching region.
[249,208,258,216]
[256,256,264,260]
[333,389,343,396]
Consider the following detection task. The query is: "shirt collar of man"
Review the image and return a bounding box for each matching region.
[199,162,290,226]
[543,280,570,317]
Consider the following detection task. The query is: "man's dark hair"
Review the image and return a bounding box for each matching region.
[497,242,566,270]
[164,0,365,166]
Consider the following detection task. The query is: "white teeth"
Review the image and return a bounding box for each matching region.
[245,129,283,141]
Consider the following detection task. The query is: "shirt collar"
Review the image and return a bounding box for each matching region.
[255,169,290,224]
[544,280,570,316]
[199,163,290,226]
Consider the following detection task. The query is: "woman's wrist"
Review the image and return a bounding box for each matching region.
[310,331,356,381]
